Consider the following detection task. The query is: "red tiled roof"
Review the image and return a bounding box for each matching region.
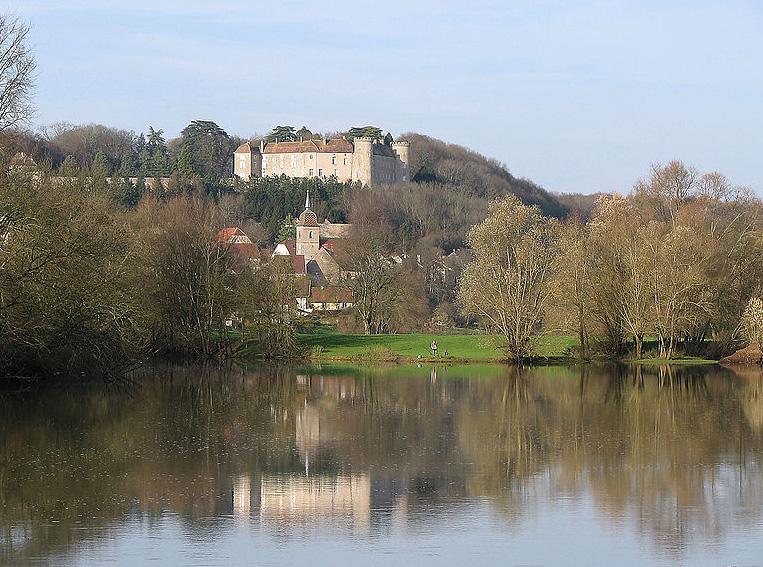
[320,238,348,254]
[319,239,352,267]
[292,255,306,274]
[264,140,320,154]
[264,138,354,154]
[215,227,240,243]
[316,138,354,153]
[234,142,255,154]
[309,286,353,304]
[227,243,260,260]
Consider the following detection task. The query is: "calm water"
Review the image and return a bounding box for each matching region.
[2,363,763,566]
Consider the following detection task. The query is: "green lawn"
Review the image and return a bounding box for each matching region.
[296,328,579,362]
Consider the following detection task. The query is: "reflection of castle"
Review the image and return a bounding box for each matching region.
[259,474,371,527]
[234,137,410,186]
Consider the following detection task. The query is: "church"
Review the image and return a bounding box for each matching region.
[272,190,353,287]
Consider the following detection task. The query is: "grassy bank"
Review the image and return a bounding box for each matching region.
[297,328,578,363]
[296,328,722,365]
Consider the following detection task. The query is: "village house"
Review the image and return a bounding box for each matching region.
[234,137,410,186]
[214,227,260,263]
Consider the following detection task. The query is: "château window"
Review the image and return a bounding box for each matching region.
[331,156,336,165]
[309,168,314,176]
[343,157,348,165]
[318,169,323,177]
[309,231,313,238]
[334,169,339,177]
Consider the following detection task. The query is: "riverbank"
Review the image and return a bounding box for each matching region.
[296,329,723,365]
[299,329,573,363]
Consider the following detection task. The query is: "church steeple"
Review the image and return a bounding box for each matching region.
[298,189,318,227]
[296,189,320,261]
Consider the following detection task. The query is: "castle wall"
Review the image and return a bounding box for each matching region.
[237,138,410,185]
[234,144,261,180]
[314,152,353,181]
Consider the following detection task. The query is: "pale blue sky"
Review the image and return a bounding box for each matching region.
[8,0,763,195]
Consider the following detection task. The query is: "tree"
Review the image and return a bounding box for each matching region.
[46,123,138,173]
[275,215,296,244]
[236,257,297,357]
[59,154,79,176]
[264,125,297,143]
[458,194,560,361]
[347,126,383,141]
[586,194,650,357]
[130,196,239,356]
[633,160,698,223]
[0,14,35,132]
[295,126,313,140]
[0,171,138,376]
[739,297,763,354]
[143,126,169,176]
[178,120,233,182]
[551,217,591,358]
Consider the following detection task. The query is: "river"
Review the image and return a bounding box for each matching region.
[2,362,762,566]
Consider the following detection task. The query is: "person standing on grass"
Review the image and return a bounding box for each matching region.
[431,340,438,357]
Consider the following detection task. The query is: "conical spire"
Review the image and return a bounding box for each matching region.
[298,189,318,227]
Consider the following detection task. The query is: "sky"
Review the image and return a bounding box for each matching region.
[7,0,763,195]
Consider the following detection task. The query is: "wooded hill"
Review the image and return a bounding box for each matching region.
[1,123,568,253]
[232,131,569,252]
[402,133,567,219]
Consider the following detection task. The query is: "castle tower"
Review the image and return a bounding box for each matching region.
[391,141,410,183]
[296,190,320,261]
[351,137,373,186]
[233,142,261,180]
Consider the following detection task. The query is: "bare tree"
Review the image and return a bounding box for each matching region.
[0,14,35,132]
[458,194,560,361]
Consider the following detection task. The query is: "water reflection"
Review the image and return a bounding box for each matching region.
[2,363,763,565]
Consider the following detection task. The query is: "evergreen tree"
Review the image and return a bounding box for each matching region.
[60,154,78,176]
[275,215,296,244]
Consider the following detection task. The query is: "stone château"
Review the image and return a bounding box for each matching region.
[234,137,409,186]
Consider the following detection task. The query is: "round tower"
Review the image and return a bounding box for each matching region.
[296,190,320,261]
[351,137,373,186]
[391,141,410,183]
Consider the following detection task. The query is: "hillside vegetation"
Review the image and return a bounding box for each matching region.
[402,133,568,219]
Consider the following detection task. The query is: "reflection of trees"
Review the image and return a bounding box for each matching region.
[2,363,763,564]
[455,363,763,552]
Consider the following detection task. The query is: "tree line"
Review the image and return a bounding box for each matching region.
[460,161,762,361]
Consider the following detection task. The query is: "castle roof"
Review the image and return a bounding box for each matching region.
[372,143,397,158]
[263,138,354,154]
[234,142,258,154]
